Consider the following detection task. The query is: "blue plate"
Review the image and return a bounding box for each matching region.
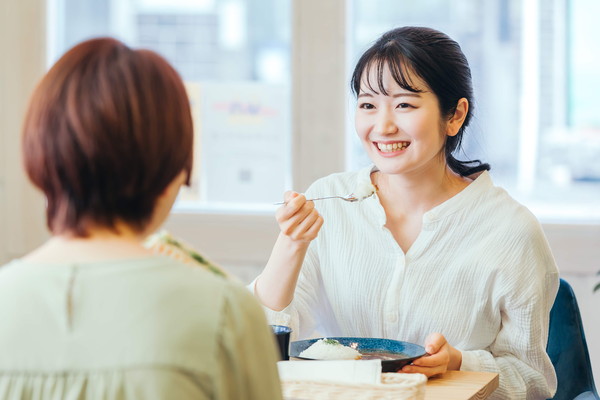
[289,337,427,372]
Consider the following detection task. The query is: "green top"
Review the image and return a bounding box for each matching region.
[0,256,282,400]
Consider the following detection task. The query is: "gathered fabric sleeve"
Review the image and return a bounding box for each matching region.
[248,243,324,341]
[214,284,283,400]
[459,215,559,400]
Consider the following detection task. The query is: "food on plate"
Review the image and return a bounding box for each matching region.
[298,338,362,360]
[360,351,408,361]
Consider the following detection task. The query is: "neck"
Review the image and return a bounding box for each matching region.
[373,164,471,215]
[61,222,145,242]
[22,222,154,264]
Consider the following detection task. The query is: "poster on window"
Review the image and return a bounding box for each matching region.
[198,82,290,204]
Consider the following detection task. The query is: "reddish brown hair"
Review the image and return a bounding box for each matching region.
[22,37,193,236]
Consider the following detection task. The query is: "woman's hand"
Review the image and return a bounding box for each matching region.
[400,333,462,377]
[255,191,323,311]
[276,191,323,244]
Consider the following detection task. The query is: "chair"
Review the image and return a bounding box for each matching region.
[547,278,599,400]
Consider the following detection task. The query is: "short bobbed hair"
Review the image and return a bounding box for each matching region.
[22,37,193,237]
[351,26,490,176]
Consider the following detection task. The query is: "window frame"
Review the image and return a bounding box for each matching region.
[1,0,598,276]
[163,0,347,270]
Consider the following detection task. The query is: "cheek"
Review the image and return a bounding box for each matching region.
[409,117,440,139]
[354,117,368,139]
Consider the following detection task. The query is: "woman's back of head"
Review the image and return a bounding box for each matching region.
[23,37,193,237]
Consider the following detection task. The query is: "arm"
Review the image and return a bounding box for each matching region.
[459,217,559,400]
[255,191,323,311]
[458,269,559,400]
[404,212,559,400]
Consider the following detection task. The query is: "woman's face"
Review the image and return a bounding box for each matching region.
[355,63,449,177]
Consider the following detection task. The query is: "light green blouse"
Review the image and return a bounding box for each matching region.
[0,257,283,400]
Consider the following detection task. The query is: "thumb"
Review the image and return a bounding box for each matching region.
[424,333,446,354]
[284,191,301,202]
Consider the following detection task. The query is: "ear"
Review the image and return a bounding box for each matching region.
[446,98,468,137]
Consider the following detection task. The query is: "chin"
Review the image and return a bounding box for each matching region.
[371,162,407,175]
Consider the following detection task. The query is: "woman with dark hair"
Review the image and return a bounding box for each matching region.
[0,38,282,400]
[252,27,558,399]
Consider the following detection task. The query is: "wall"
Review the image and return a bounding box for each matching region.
[0,0,49,265]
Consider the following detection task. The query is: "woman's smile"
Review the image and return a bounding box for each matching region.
[355,63,447,175]
[374,140,411,156]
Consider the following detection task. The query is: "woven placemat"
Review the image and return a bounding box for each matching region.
[282,372,426,400]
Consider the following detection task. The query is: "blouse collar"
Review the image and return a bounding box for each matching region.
[357,165,493,226]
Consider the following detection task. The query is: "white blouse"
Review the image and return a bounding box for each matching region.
[253,165,559,400]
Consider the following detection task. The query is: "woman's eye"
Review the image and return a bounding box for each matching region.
[359,103,375,110]
[397,103,413,109]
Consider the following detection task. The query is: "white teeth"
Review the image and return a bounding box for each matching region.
[377,142,409,152]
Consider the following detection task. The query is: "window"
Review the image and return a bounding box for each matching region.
[49,0,292,212]
[347,0,600,222]
[46,0,346,278]
[44,0,597,277]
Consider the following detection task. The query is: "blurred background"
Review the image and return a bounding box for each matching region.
[1,0,599,380]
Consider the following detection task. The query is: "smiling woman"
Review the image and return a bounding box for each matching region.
[252,26,559,400]
[351,28,488,178]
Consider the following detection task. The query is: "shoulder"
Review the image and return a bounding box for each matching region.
[158,261,265,320]
[219,282,270,331]
[466,173,557,265]
[472,172,542,234]
[305,166,372,197]
[155,257,237,297]
[471,176,558,292]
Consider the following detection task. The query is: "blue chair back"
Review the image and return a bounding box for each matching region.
[547,278,598,400]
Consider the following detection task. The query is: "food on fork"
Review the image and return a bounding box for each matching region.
[353,181,378,201]
[298,338,362,360]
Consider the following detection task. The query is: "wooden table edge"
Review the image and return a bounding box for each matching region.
[425,371,499,400]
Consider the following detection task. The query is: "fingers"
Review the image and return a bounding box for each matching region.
[401,363,447,378]
[411,351,447,368]
[276,194,314,229]
[276,192,306,222]
[401,351,449,377]
[424,332,446,355]
[277,191,303,218]
[303,213,324,238]
[399,333,450,378]
[276,191,323,242]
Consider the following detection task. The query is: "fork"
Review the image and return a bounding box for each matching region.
[274,193,373,205]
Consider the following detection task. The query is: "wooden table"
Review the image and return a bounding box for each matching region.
[280,362,499,400]
[425,371,499,400]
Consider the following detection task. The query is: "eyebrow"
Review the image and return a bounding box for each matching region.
[357,92,422,99]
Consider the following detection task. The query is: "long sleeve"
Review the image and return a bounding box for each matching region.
[459,210,559,400]
[249,242,328,341]
[214,284,283,400]
[250,166,559,399]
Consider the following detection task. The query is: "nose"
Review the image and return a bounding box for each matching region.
[374,109,398,135]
